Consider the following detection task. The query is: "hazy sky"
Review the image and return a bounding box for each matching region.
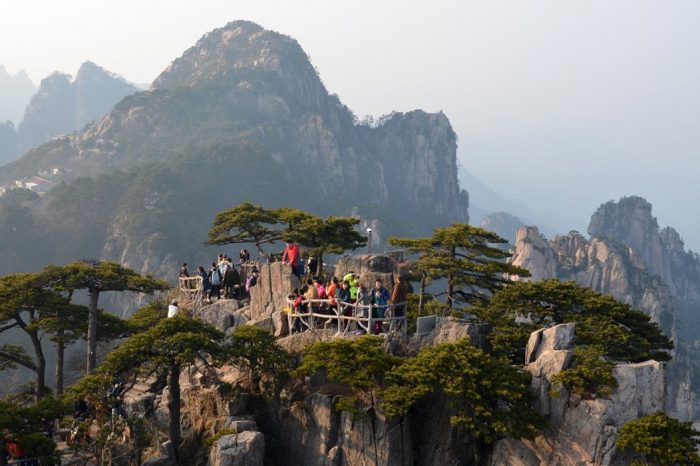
[2,1,700,248]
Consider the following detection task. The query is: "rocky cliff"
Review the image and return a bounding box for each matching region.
[0,65,36,124]
[15,61,138,156]
[1,21,467,226]
[0,121,18,166]
[510,196,700,421]
[490,323,663,466]
[0,21,468,287]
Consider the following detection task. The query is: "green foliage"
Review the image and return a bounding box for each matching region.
[0,396,64,465]
[283,215,366,258]
[390,223,529,307]
[126,300,168,333]
[617,412,700,466]
[208,202,366,262]
[205,427,238,448]
[226,326,292,399]
[294,336,400,411]
[550,346,617,397]
[98,316,224,376]
[474,280,673,365]
[208,201,282,255]
[381,339,542,443]
[40,260,169,295]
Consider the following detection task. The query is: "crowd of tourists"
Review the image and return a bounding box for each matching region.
[176,243,412,335]
[178,248,257,305]
[281,242,413,335]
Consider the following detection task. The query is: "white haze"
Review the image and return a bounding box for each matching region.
[2,0,699,248]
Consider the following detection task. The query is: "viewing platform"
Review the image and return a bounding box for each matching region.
[177,254,410,338]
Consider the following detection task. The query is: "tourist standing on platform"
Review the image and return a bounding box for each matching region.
[343,271,358,301]
[391,276,412,330]
[327,277,339,308]
[239,249,250,265]
[198,266,212,304]
[371,280,390,334]
[246,269,260,293]
[282,242,302,278]
[209,262,222,300]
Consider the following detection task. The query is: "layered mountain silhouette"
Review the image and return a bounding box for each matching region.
[0,65,36,124]
[0,21,469,279]
[15,61,139,156]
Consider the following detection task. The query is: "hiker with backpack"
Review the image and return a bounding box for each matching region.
[209,262,222,301]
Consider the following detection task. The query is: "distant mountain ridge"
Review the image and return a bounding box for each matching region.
[510,196,700,422]
[16,61,138,156]
[0,20,468,284]
[0,65,36,124]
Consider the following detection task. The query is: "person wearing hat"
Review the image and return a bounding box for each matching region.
[168,299,180,318]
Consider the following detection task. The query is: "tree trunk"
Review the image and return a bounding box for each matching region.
[55,337,65,396]
[447,274,454,308]
[418,274,427,313]
[317,253,323,276]
[255,241,269,264]
[28,329,46,399]
[86,289,99,374]
[168,362,181,457]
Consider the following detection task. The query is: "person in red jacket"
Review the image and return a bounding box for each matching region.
[282,242,302,277]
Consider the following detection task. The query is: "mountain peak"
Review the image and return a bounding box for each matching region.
[151,20,313,91]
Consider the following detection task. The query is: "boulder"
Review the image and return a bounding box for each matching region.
[277,329,337,353]
[272,310,289,337]
[224,416,258,433]
[208,431,265,466]
[490,333,666,466]
[246,317,274,332]
[408,317,489,353]
[249,262,300,322]
[525,323,575,364]
[334,254,397,291]
[525,324,575,418]
[199,300,247,332]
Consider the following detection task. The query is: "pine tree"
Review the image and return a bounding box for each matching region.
[390,224,529,308]
[70,316,224,459]
[40,261,167,374]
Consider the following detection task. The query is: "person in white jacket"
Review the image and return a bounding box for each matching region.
[168,299,180,318]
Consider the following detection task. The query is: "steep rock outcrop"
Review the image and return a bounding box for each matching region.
[510,197,700,421]
[0,65,36,124]
[209,430,265,466]
[491,324,665,466]
[272,392,412,466]
[1,21,468,229]
[16,62,137,155]
[0,121,18,166]
[17,72,76,155]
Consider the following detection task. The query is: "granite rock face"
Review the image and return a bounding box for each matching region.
[0,65,36,125]
[510,196,700,420]
[249,262,300,322]
[273,393,413,466]
[16,62,137,155]
[1,21,468,229]
[490,325,665,466]
[208,430,265,466]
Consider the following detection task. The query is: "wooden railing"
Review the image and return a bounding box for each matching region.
[178,276,204,315]
[285,298,408,336]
